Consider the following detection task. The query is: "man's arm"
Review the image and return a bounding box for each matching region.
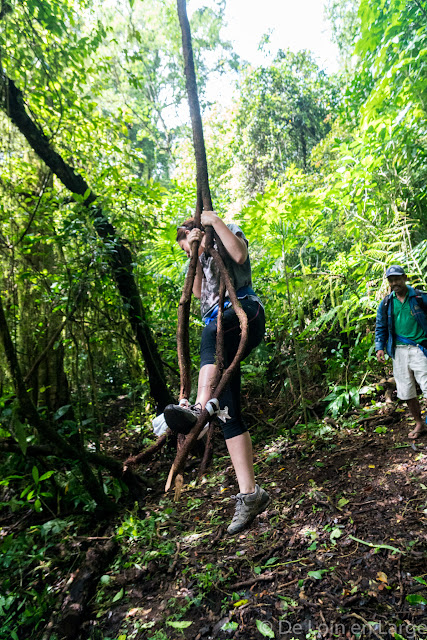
[375,300,387,361]
[201,211,248,265]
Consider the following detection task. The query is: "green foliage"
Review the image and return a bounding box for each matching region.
[326,0,360,70]
[324,385,360,417]
[355,0,427,119]
[1,1,427,635]
[0,518,75,637]
[235,49,339,194]
[193,562,225,591]
[255,619,275,638]
[165,619,192,629]
[405,593,427,606]
[115,506,177,566]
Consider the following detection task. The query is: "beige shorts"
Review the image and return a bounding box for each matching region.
[393,344,427,400]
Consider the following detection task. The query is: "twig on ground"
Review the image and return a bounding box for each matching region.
[168,541,181,574]
[397,554,404,607]
[210,526,225,546]
[341,613,383,640]
[229,574,299,590]
[337,542,360,558]
[75,536,112,541]
[228,574,275,590]
[319,610,327,631]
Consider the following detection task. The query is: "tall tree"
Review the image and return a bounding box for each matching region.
[235,50,338,195]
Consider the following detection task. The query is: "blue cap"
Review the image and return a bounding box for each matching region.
[386,265,406,278]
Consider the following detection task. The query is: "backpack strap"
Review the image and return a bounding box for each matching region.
[383,292,392,310]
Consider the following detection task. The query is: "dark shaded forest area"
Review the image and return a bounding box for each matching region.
[0,0,426,638]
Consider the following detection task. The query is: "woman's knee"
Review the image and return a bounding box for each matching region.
[222,421,248,440]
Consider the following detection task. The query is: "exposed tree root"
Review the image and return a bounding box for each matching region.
[44,538,118,640]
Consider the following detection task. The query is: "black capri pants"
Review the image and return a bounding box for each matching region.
[200,298,265,439]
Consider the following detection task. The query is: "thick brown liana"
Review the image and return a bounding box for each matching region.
[164,0,250,498]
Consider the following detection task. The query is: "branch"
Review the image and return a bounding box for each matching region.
[0,439,145,494]
[123,433,169,468]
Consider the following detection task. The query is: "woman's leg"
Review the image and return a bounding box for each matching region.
[196,363,217,408]
[165,301,263,440]
[219,302,270,533]
[225,431,255,494]
[226,428,270,535]
[217,300,264,429]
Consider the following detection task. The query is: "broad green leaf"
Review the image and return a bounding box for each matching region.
[165,620,192,629]
[32,466,39,485]
[308,570,327,580]
[406,593,427,605]
[11,413,28,456]
[330,527,343,543]
[337,497,349,509]
[221,621,238,631]
[54,405,72,421]
[255,619,275,638]
[39,471,55,482]
[112,588,124,602]
[349,387,360,408]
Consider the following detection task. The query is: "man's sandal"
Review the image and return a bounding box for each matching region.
[408,417,427,439]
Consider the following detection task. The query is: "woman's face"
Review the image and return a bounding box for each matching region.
[178,229,204,258]
[178,238,191,258]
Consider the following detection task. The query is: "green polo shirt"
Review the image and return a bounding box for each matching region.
[393,291,427,345]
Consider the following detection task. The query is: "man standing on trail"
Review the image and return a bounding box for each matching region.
[375,265,427,439]
[164,211,270,534]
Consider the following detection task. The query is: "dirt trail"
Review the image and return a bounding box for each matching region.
[85,405,427,640]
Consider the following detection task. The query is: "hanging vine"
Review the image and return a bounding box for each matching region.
[164,0,250,497]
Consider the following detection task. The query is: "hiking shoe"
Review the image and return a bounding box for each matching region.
[164,403,202,435]
[227,484,270,535]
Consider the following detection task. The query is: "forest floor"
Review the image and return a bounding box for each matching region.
[81,392,427,640]
[4,390,427,640]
